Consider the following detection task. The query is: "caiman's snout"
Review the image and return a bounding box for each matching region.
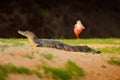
[18,30,36,38]
[18,30,26,36]
[18,30,21,34]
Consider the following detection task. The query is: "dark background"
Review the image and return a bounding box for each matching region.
[0,0,120,38]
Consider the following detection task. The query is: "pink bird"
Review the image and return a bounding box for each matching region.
[74,20,85,38]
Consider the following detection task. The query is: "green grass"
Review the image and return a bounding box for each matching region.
[31,70,41,78]
[42,66,72,80]
[0,38,27,43]
[41,53,54,60]
[25,52,34,59]
[12,43,24,46]
[0,38,26,47]
[42,60,84,80]
[0,64,41,80]
[59,38,120,45]
[65,60,85,77]
[108,57,120,65]
[0,45,9,52]
[0,65,7,80]
[97,47,120,54]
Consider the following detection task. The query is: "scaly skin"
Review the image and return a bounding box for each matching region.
[18,30,101,54]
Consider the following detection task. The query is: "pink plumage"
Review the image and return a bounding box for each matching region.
[74,20,85,38]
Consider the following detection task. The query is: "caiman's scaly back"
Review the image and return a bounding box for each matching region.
[18,30,39,47]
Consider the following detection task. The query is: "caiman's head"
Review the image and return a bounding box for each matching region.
[18,30,36,38]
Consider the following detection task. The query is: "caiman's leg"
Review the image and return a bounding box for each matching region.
[55,44,64,50]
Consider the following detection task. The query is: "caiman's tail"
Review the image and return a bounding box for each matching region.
[56,44,101,54]
[75,46,101,54]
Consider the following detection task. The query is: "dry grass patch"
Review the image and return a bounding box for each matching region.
[108,57,120,65]
[40,53,54,60]
[41,60,84,80]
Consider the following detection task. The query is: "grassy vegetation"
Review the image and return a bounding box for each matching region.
[0,45,9,52]
[42,66,72,80]
[0,64,41,80]
[0,38,27,43]
[42,60,84,80]
[97,47,120,54]
[59,38,120,45]
[12,42,24,46]
[65,60,85,77]
[24,52,34,59]
[41,53,54,60]
[0,59,84,80]
[108,57,120,65]
[0,38,25,47]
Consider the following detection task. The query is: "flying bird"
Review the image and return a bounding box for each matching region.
[74,20,85,38]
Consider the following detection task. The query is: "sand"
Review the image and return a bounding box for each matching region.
[0,42,120,80]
